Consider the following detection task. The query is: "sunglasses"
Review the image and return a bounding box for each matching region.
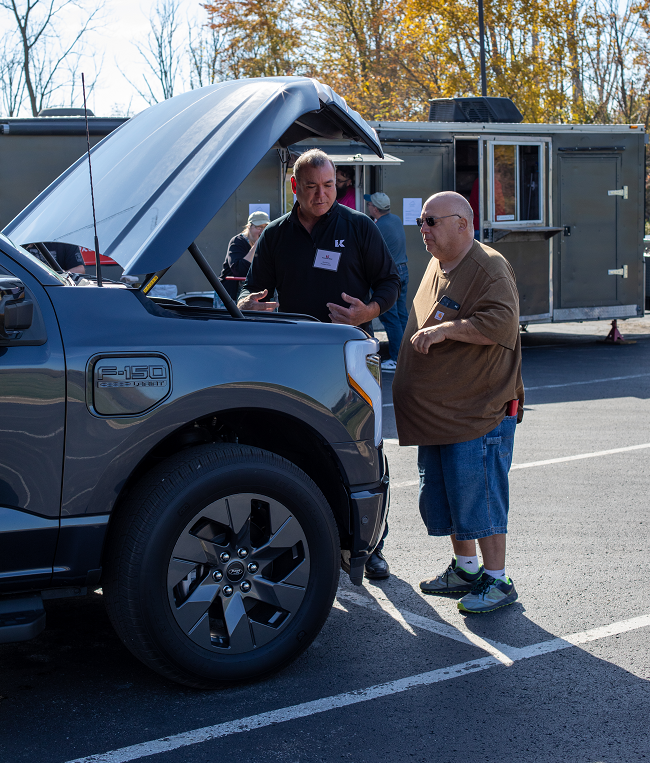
[416,214,461,228]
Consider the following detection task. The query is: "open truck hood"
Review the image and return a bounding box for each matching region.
[3,77,383,276]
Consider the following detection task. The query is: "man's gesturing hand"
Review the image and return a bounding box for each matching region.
[327,293,380,326]
[237,289,278,312]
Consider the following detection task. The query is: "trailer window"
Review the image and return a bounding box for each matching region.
[490,143,542,223]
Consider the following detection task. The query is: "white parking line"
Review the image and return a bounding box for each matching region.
[525,372,650,391]
[388,442,650,488]
[510,442,650,470]
[63,614,650,763]
[382,372,650,409]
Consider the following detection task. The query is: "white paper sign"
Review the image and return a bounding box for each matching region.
[249,203,271,217]
[403,197,422,226]
[313,249,341,271]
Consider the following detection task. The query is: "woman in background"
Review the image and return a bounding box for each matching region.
[219,210,270,300]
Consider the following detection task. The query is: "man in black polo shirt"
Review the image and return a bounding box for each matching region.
[238,148,399,579]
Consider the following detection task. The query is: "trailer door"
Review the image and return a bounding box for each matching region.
[380,143,453,307]
[558,154,621,308]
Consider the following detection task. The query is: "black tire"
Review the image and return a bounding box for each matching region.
[103,443,340,688]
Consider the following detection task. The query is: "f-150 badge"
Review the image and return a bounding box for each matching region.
[91,355,171,416]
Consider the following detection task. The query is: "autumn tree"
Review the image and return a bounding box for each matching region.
[300,0,413,119]
[189,0,650,128]
[202,0,304,79]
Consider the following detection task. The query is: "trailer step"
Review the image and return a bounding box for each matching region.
[0,595,45,644]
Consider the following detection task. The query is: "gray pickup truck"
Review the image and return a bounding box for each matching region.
[0,78,389,687]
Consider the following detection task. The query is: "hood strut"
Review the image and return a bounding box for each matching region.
[35,242,64,273]
[188,242,245,319]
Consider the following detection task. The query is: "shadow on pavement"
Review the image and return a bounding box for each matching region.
[0,578,648,763]
[363,573,648,763]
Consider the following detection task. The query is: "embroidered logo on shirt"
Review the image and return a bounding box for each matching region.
[434,310,445,321]
[335,240,345,248]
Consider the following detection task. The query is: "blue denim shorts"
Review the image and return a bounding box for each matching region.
[417,416,517,541]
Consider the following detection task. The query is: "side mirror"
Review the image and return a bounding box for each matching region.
[0,277,34,340]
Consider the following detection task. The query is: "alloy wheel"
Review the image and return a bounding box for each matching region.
[167,493,310,654]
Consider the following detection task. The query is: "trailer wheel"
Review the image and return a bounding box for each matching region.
[103,443,339,688]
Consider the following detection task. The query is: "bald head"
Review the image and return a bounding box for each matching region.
[424,191,473,223]
[420,191,475,270]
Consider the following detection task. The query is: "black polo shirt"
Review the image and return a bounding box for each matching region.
[241,201,400,325]
[25,241,84,271]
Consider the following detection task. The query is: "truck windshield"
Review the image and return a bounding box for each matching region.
[0,233,70,284]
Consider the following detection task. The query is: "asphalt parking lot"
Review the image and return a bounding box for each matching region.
[1,321,649,763]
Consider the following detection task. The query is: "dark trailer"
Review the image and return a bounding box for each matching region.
[367,98,646,324]
[1,98,646,324]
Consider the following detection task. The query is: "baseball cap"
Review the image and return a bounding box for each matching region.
[363,192,391,211]
[248,210,270,226]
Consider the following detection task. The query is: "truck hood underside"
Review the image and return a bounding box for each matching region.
[3,77,383,276]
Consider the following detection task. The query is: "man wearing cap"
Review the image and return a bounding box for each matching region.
[238,148,400,580]
[365,192,408,371]
[219,211,270,301]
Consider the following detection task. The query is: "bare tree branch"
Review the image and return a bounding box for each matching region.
[122,0,184,105]
[0,0,102,115]
[0,34,26,116]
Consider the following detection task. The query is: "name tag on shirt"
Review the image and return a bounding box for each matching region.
[314,249,341,272]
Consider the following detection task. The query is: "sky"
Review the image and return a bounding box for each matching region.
[2,0,209,117]
[91,0,208,116]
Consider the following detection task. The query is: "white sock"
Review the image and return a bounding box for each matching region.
[484,567,508,582]
[455,554,479,574]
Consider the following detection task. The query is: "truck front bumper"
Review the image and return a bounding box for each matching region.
[345,447,390,585]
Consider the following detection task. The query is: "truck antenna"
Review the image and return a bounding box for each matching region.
[81,73,103,287]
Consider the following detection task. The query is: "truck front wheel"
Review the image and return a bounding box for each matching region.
[103,444,340,688]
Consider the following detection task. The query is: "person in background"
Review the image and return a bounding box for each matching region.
[24,241,85,273]
[335,166,356,209]
[219,210,270,301]
[365,192,408,371]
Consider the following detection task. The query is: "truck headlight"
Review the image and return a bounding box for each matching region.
[344,338,382,447]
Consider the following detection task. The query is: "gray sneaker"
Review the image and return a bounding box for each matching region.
[457,575,518,613]
[420,558,484,595]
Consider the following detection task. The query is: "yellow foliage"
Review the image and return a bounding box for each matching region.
[201,0,650,125]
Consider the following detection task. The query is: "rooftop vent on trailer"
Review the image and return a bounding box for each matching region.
[428,97,522,123]
[38,107,94,117]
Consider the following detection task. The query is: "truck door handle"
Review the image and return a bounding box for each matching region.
[607,186,628,199]
[608,265,628,278]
